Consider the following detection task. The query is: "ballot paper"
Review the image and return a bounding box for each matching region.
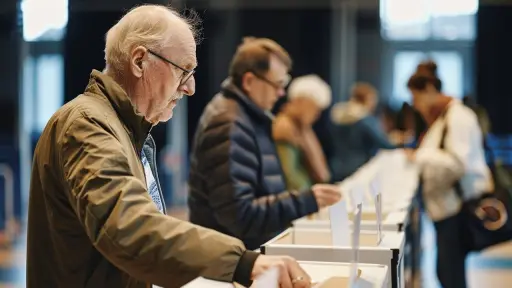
[369,177,383,245]
[349,184,365,210]
[329,199,350,246]
[252,266,279,288]
[350,203,363,286]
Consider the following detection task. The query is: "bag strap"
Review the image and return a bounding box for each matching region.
[438,109,465,199]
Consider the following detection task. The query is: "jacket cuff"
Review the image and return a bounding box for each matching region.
[233,250,260,287]
[300,189,320,215]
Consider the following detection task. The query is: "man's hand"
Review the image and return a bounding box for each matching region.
[251,255,312,288]
[311,184,342,209]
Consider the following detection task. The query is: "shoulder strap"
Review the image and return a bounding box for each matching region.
[438,109,465,199]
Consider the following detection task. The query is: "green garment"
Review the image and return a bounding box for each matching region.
[276,141,313,191]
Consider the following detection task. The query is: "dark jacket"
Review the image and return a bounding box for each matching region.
[329,101,396,182]
[188,79,319,250]
[27,70,258,288]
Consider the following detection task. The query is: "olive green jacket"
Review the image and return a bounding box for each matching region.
[26,70,258,288]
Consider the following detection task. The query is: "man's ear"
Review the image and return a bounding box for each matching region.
[130,46,147,78]
[241,72,255,93]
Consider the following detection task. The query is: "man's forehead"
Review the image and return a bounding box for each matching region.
[267,55,289,78]
[166,40,197,70]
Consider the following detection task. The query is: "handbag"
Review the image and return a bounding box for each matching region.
[439,111,512,252]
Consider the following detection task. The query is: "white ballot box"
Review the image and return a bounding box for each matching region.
[182,262,388,288]
[297,205,409,232]
[260,228,405,288]
[301,262,389,288]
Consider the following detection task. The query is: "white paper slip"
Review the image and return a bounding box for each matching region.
[370,178,383,245]
[350,203,363,286]
[252,266,279,288]
[181,277,235,288]
[329,199,350,246]
[349,184,365,209]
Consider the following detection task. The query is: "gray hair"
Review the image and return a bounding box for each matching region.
[104,5,201,75]
[287,74,332,109]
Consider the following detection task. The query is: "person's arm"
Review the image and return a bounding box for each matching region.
[361,117,396,149]
[200,118,319,239]
[300,128,331,183]
[276,142,311,190]
[60,114,259,287]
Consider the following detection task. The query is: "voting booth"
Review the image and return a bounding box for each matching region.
[293,209,409,232]
[296,150,417,234]
[261,228,405,288]
[262,180,406,288]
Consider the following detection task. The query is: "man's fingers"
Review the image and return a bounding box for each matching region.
[285,258,312,288]
[277,260,293,288]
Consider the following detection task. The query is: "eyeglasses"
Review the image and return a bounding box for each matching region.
[253,72,291,90]
[147,49,195,85]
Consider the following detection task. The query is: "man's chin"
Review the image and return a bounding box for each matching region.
[157,109,174,123]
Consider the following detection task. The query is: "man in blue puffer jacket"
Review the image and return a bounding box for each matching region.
[188,37,341,250]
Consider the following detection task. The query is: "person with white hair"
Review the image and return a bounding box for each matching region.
[26,5,313,288]
[273,74,332,191]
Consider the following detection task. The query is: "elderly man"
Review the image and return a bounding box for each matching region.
[188,37,341,250]
[26,5,312,288]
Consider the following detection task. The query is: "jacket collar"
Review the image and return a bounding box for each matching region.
[85,70,152,151]
[220,78,275,123]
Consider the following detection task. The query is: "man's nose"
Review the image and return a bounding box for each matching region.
[180,76,196,96]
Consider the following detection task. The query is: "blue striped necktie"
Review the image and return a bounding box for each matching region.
[141,150,164,213]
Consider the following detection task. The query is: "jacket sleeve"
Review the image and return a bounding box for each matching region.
[276,142,311,191]
[201,119,319,239]
[59,114,259,287]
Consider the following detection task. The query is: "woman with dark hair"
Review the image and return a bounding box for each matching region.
[405,61,493,288]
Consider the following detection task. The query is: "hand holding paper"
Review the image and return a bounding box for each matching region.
[251,255,312,288]
[311,184,342,209]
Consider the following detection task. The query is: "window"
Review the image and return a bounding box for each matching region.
[21,0,68,42]
[22,55,64,132]
[391,51,463,105]
[392,52,425,104]
[380,0,478,41]
[429,52,463,98]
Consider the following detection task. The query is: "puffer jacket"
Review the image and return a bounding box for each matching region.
[188,78,319,250]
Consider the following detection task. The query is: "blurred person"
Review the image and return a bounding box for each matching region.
[463,95,491,137]
[188,37,341,250]
[329,82,399,182]
[405,61,492,288]
[26,6,313,288]
[273,74,332,191]
[379,104,398,134]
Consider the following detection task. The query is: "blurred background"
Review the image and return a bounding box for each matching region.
[1,0,512,287]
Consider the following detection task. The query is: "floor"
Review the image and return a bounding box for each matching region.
[3,207,512,287]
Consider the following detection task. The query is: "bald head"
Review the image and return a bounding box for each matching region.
[104,5,201,124]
